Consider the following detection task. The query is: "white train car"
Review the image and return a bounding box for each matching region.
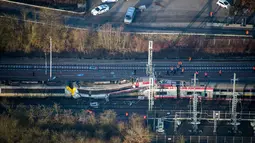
[210,83,255,100]
[180,86,214,99]
[133,77,157,88]
[142,86,177,99]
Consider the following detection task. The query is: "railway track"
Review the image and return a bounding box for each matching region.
[1,97,255,111]
[0,63,253,71]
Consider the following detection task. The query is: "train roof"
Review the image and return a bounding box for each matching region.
[199,82,255,90]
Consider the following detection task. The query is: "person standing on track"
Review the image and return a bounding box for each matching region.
[189,57,192,62]
[195,71,199,76]
[204,72,208,77]
[178,61,183,68]
[170,66,174,73]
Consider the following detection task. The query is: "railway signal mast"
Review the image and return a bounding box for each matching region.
[50,36,53,79]
[147,41,154,111]
[191,73,200,133]
[231,73,240,133]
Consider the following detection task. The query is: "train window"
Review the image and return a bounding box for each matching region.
[221,95,227,98]
[156,92,167,95]
[221,90,228,92]
[195,92,202,96]
[187,92,193,95]
[214,89,220,92]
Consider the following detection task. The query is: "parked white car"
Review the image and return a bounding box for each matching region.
[102,0,118,3]
[91,4,110,16]
[216,0,230,9]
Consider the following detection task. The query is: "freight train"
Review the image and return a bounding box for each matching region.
[134,78,255,100]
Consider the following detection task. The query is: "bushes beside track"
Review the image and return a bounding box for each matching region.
[0,101,152,143]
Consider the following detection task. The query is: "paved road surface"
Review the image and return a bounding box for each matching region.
[0,0,254,36]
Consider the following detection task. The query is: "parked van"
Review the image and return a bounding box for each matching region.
[124,7,136,24]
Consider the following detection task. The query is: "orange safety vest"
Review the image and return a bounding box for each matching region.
[219,70,222,74]
[210,12,213,17]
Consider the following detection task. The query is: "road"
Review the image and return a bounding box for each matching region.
[0,59,255,82]
[0,0,254,37]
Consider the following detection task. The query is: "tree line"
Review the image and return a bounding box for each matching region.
[0,9,254,59]
[0,100,152,143]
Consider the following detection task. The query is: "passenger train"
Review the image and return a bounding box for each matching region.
[1,78,255,101]
[134,78,255,100]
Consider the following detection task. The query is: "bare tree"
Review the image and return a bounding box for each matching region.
[38,9,65,53]
[123,113,152,143]
[0,116,19,142]
[77,110,96,125]
[176,135,185,143]
[0,15,21,52]
[110,136,122,143]
[99,110,117,125]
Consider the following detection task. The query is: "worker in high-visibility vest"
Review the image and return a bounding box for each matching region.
[253,66,255,71]
[219,70,222,76]
[209,12,213,17]
[178,61,183,68]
